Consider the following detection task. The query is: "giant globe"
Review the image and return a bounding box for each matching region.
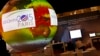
[0,0,57,52]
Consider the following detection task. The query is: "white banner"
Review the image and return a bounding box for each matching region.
[49,9,58,26]
[2,8,36,32]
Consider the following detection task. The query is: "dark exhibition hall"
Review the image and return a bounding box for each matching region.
[0,0,100,56]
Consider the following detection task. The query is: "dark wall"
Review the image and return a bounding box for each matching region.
[53,11,100,43]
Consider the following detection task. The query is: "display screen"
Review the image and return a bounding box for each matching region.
[89,33,96,37]
[70,29,82,39]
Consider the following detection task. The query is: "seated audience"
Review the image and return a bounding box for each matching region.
[75,39,86,51]
[84,38,92,49]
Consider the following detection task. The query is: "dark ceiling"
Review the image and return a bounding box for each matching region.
[0,0,100,14]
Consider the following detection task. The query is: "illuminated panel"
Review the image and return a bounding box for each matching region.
[70,29,82,39]
[89,33,96,37]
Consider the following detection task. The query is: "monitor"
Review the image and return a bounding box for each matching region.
[89,33,96,37]
[70,29,82,39]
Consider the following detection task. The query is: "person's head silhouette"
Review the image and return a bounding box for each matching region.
[0,34,11,56]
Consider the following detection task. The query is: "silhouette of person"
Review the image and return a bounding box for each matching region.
[0,35,11,56]
[67,41,76,51]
